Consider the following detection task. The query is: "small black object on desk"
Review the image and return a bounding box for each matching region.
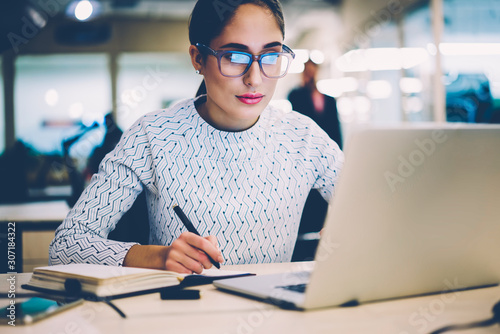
[160,288,201,300]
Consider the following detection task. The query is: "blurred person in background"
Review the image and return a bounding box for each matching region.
[288,59,342,149]
[288,59,343,260]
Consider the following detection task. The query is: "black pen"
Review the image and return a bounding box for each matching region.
[172,204,221,269]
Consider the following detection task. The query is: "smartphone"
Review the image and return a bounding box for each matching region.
[0,297,83,325]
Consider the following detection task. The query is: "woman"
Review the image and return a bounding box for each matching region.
[49,0,344,274]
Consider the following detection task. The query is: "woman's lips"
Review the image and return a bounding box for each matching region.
[236,94,264,105]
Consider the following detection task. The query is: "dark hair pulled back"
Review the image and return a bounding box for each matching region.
[189,0,285,46]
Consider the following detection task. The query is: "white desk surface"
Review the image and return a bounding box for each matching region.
[1,262,500,334]
[0,200,70,223]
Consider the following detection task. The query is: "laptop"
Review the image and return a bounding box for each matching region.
[214,124,500,310]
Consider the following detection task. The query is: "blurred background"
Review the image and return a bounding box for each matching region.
[0,0,499,271]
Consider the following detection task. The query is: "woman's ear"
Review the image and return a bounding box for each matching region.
[189,45,204,74]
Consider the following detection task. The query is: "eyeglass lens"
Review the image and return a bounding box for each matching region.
[220,52,291,78]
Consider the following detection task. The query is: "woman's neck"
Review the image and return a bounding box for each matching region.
[195,96,259,132]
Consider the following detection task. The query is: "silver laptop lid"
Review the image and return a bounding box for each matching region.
[304,124,500,309]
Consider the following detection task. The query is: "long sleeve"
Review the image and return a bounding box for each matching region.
[300,120,344,203]
[49,119,155,266]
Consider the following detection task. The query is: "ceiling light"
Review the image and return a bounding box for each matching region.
[292,49,310,64]
[439,43,500,56]
[317,77,359,97]
[75,1,93,21]
[45,89,59,107]
[336,48,429,72]
[400,78,423,94]
[366,80,392,99]
[66,1,101,21]
[310,50,325,64]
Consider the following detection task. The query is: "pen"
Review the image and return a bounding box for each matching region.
[172,204,221,269]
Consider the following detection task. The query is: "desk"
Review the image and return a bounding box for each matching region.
[1,262,499,334]
[0,201,70,273]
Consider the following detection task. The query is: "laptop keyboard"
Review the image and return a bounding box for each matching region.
[278,283,308,293]
[276,271,311,294]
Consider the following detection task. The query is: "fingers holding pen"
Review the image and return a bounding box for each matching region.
[165,252,201,274]
[185,232,224,268]
[165,232,223,274]
[204,235,224,263]
[171,205,224,269]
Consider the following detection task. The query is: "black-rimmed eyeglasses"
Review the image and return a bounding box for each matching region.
[195,43,296,79]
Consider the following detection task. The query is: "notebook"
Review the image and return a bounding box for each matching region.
[214,124,500,310]
[22,263,253,300]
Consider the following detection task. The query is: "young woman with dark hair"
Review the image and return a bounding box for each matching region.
[49,0,344,274]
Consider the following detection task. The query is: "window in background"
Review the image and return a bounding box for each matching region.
[14,54,111,155]
[402,3,434,122]
[0,56,4,154]
[442,0,500,123]
[117,53,201,130]
[365,20,401,124]
[334,21,403,130]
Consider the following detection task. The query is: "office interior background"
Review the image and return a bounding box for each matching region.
[0,0,499,270]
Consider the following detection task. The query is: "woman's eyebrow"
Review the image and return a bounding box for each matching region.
[219,41,283,50]
[263,41,283,49]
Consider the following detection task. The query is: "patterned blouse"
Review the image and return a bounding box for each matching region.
[49,96,344,266]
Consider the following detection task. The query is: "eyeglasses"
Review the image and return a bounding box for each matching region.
[195,43,296,79]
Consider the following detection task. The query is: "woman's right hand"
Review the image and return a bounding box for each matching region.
[123,233,223,274]
[164,232,223,274]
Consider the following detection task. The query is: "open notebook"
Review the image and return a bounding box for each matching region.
[22,263,253,300]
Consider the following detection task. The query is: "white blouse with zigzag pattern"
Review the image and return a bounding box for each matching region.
[49,96,344,266]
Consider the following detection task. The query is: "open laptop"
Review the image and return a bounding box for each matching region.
[214,124,500,310]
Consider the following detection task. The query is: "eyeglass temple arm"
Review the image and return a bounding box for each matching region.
[195,43,217,56]
[282,45,295,58]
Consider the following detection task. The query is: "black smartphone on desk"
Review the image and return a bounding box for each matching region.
[0,297,83,325]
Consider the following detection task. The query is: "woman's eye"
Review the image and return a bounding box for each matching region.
[229,53,249,64]
[262,54,279,65]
